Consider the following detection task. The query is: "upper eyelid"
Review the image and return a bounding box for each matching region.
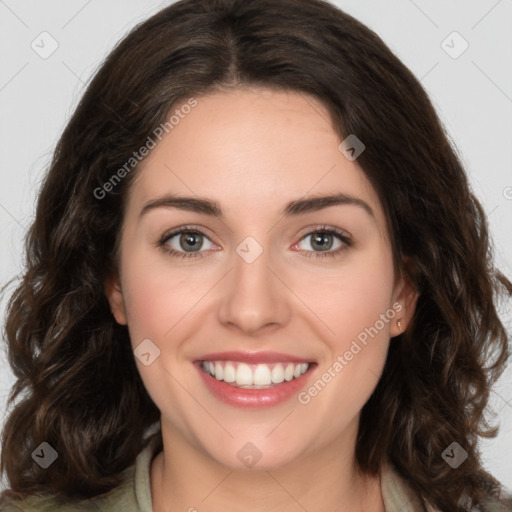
[160,224,215,242]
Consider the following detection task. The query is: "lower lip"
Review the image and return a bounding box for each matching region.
[195,362,316,408]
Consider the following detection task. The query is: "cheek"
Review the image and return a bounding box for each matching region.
[123,274,171,344]
[119,245,212,344]
[298,247,396,345]
[296,249,396,414]
[118,254,207,424]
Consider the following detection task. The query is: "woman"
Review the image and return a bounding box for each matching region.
[1,0,511,510]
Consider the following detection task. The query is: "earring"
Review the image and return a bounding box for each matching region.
[397,318,402,329]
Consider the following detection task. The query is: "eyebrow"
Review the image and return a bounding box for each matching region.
[139,192,374,220]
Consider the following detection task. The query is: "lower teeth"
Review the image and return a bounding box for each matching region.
[231,383,276,389]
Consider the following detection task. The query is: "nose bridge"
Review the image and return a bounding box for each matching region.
[217,235,290,333]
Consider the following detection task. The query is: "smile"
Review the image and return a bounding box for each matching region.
[201,360,310,388]
[195,353,317,408]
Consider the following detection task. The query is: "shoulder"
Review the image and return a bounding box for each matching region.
[0,495,101,511]
[0,469,133,512]
[0,433,161,512]
[480,493,512,512]
[380,460,512,512]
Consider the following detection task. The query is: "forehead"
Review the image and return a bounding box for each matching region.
[127,87,385,228]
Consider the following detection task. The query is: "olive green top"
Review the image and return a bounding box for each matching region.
[2,435,511,511]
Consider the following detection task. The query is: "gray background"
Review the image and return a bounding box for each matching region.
[1,0,511,491]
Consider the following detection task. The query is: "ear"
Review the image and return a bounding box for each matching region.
[104,273,128,325]
[389,258,419,338]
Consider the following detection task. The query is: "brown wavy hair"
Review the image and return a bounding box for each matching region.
[1,0,511,510]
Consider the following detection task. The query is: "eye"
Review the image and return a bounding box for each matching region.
[157,225,352,260]
[158,227,216,259]
[294,226,352,258]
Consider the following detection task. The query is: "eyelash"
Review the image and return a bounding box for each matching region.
[157,224,352,260]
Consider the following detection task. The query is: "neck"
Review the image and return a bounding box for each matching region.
[150,421,385,512]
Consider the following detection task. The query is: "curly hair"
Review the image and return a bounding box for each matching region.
[1,0,511,510]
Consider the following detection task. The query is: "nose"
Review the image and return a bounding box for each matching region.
[217,242,292,336]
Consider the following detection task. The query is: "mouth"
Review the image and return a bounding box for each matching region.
[199,360,310,388]
[194,352,317,408]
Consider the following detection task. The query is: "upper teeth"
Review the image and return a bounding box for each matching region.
[201,361,309,387]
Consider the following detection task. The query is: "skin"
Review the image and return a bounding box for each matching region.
[106,87,418,512]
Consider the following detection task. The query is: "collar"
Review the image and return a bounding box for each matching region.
[380,460,436,511]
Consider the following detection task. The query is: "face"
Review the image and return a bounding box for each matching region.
[106,87,416,471]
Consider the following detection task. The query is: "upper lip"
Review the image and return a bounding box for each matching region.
[196,351,314,364]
